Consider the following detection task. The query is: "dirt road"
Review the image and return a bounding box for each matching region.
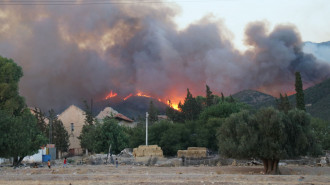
[1,165,329,184]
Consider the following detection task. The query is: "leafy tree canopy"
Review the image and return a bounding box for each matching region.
[179,88,202,121]
[218,107,320,174]
[295,72,305,111]
[311,118,330,150]
[46,109,69,154]
[93,118,129,154]
[148,101,158,123]
[199,101,247,121]
[0,56,47,166]
[0,109,47,166]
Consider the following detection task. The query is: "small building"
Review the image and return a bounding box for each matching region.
[96,107,118,120]
[58,105,85,156]
[157,115,168,121]
[115,113,136,128]
[57,105,136,156]
[96,107,136,128]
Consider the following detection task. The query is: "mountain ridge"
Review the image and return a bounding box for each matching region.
[232,78,330,121]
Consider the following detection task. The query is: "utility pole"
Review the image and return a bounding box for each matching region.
[146,112,149,146]
[90,98,93,116]
[49,116,52,144]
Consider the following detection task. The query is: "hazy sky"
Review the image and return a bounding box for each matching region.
[173,0,330,50]
[1,0,329,111]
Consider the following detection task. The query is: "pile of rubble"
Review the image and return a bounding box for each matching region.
[118,148,133,158]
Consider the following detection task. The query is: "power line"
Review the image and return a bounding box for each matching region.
[0,0,221,6]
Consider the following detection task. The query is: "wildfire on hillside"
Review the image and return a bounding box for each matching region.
[104,90,181,111]
[123,93,133,101]
[104,91,118,100]
[167,100,180,111]
[136,92,151,98]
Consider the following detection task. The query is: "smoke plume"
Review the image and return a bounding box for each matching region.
[0,1,329,112]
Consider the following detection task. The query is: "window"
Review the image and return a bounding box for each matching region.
[71,123,74,132]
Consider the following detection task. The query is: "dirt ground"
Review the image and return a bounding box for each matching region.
[0,164,330,185]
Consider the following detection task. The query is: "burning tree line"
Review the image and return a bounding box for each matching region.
[1,56,329,174]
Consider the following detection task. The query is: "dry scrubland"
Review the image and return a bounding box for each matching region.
[0,164,330,185]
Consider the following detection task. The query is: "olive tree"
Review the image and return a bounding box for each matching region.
[218,107,320,174]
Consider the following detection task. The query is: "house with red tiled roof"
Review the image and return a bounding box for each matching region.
[56,105,136,156]
[96,107,137,128]
[114,113,136,128]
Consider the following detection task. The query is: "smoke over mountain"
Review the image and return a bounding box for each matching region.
[303,41,330,64]
[0,1,329,112]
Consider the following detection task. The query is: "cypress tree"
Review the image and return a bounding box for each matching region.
[295,72,305,111]
[221,92,225,102]
[277,93,284,111]
[206,85,213,107]
[229,95,235,103]
[148,101,158,123]
[283,94,291,113]
[179,88,201,120]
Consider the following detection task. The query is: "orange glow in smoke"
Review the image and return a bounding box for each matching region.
[104,90,118,100]
[123,93,133,101]
[136,92,152,98]
[167,100,180,111]
[286,91,296,96]
[171,104,179,111]
[104,90,182,111]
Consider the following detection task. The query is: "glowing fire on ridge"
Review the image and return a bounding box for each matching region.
[167,100,180,111]
[104,90,118,100]
[136,92,151,98]
[123,93,133,101]
[104,90,181,111]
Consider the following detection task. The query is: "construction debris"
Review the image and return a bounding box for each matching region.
[118,148,133,158]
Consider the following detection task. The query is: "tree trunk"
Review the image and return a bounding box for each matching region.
[13,156,24,167]
[272,159,280,175]
[262,159,268,173]
[262,159,280,175]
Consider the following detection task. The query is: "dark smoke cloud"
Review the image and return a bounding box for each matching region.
[0,1,329,112]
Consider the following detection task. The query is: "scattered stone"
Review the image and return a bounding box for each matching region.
[279,162,287,166]
[320,157,327,167]
[118,148,133,158]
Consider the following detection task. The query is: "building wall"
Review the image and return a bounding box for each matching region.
[23,148,47,163]
[118,120,137,128]
[58,105,85,155]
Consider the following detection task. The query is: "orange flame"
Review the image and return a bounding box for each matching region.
[135,91,181,111]
[172,104,179,111]
[167,100,180,111]
[136,92,151,98]
[104,90,182,111]
[104,90,118,100]
[123,93,133,101]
